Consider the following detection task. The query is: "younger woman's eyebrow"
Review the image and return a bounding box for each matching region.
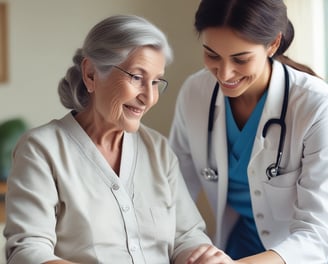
[203,44,253,57]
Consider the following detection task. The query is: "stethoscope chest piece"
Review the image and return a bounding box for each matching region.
[201,168,218,181]
[266,163,279,180]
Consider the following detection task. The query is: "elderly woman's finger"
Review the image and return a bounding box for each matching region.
[186,244,227,263]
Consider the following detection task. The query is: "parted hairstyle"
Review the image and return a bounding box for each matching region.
[194,0,318,76]
[58,14,173,112]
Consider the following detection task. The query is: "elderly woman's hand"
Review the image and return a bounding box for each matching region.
[186,244,236,264]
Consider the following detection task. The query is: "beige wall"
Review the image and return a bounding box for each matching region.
[284,0,326,79]
[0,0,202,137]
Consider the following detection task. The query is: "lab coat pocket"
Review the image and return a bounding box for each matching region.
[263,170,299,221]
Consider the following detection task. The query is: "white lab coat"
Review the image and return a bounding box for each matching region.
[169,60,328,263]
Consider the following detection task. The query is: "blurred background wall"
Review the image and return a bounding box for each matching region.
[0,0,203,136]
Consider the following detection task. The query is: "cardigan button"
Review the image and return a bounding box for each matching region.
[130,244,138,252]
[112,183,120,191]
[122,205,130,212]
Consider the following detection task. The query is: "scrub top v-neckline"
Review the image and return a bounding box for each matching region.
[225,90,268,216]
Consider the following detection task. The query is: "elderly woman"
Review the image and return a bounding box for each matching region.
[4,15,230,264]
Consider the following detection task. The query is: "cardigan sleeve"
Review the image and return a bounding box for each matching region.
[4,132,62,263]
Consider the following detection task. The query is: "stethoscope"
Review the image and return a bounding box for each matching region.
[201,63,290,181]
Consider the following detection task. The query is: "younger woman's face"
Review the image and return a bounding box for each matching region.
[201,27,275,98]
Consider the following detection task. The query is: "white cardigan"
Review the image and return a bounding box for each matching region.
[5,113,211,264]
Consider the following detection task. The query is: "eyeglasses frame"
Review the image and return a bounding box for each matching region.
[112,65,168,94]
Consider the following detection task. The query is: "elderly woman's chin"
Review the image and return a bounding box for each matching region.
[124,119,142,133]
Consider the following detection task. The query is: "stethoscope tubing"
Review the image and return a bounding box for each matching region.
[202,63,290,181]
[262,64,289,179]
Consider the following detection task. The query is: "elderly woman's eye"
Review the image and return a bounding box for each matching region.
[132,75,143,82]
[152,80,160,86]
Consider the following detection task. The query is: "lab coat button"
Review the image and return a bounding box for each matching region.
[112,183,120,191]
[254,190,262,196]
[256,213,264,219]
[261,230,270,236]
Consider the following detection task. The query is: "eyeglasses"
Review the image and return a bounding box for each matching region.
[112,66,168,94]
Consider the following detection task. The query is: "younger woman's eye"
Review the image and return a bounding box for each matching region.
[233,57,249,64]
[204,51,220,59]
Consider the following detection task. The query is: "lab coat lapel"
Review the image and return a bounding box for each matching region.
[211,90,230,245]
[191,79,216,176]
[250,61,288,170]
[212,90,228,188]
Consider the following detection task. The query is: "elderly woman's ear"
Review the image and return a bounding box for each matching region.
[82,58,96,93]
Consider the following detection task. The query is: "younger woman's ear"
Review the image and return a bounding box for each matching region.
[81,58,96,92]
[268,32,282,57]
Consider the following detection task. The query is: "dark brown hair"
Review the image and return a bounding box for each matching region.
[195,0,318,76]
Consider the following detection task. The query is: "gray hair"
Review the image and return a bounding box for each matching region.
[58,14,173,111]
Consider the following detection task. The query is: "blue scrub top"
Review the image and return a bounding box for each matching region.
[224,91,267,259]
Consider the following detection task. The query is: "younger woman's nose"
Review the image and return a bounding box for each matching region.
[216,62,235,81]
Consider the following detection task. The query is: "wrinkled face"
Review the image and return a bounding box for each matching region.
[201,27,276,98]
[84,47,166,132]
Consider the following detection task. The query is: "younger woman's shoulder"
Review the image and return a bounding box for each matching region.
[287,65,328,93]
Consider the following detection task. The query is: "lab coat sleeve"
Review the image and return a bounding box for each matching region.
[169,77,203,201]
